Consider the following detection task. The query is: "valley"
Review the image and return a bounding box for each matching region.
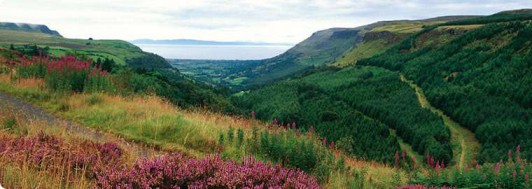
[0,7,531,189]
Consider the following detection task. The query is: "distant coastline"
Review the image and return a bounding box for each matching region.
[131,39,293,46]
[134,43,292,60]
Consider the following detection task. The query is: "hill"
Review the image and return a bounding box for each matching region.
[235,8,532,170]
[0,27,166,67]
[0,25,235,111]
[1,9,532,189]
[171,16,477,90]
[359,11,532,163]
[0,22,62,36]
[232,10,532,188]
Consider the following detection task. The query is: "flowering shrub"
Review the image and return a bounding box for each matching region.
[425,153,446,170]
[0,132,319,188]
[16,55,112,93]
[95,154,321,189]
[393,150,418,171]
[0,132,123,182]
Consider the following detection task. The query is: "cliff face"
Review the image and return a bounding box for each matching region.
[0,22,62,37]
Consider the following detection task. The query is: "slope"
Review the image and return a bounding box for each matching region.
[234,12,531,167]
[0,27,167,68]
[0,52,407,188]
[359,10,532,163]
[0,22,62,36]
[400,74,480,170]
[333,16,479,67]
[0,25,236,111]
[170,16,477,90]
[250,16,483,85]
[0,91,157,158]
[234,66,453,164]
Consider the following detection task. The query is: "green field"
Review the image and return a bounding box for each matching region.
[0,29,148,65]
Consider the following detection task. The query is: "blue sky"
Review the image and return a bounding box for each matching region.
[1,0,531,43]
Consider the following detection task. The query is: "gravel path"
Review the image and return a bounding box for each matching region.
[0,91,155,157]
[0,92,105,140]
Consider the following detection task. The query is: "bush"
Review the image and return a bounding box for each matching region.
[95,155,320,188]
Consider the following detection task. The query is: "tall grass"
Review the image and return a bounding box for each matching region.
[0,108,320,188]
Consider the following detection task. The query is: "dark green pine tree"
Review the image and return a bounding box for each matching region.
[102,58,115,72]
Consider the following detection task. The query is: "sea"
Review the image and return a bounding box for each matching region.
[134,44,293,60]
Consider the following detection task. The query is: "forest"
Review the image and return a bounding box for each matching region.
[359,18,532,163]
[234,66,452,163]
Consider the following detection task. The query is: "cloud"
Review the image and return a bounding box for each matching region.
[0,0,531,43]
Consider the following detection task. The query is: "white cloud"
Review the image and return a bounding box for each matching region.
[0,0,531,43]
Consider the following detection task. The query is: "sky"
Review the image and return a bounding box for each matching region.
[1,0,531,43]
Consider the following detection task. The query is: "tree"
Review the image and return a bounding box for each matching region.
[102,58,116,72]
[43,46,50,56]
[9,44,15,50]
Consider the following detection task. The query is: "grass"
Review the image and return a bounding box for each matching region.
[437,24,484,30]
[0,29,147,65]
[400,74,481,170]
[0,100,155,188]
[370,22,430,34]
[390,129,424,166]
[333,39,390,67]
[332,21,454,67]
[0,69,408,188]
[229,77,248,85]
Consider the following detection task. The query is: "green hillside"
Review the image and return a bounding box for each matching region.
[333,17,479,67]
[0,41,404,189]
[0,28,169,68]
[231,11,532,188]
[234,65,453,164]
[359,12,532,163]
[1,8,532,189]
[172,16,476,89]
[0,26,234,111]
[236,10,532,165]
